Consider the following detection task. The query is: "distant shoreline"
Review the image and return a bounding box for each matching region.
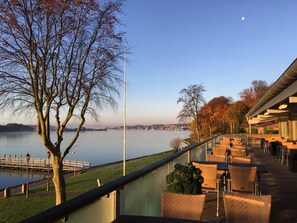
[0,123,107,132]
[0,123,189,132]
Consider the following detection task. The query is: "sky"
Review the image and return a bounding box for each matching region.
[1,0,297,127]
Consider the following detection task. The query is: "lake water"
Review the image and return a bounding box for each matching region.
[0,130,190,189]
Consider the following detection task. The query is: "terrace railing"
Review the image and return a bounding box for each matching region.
[22,135,222,223]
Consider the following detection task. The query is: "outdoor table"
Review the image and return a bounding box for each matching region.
[192,161,268,173]
[226,148,253,154]
[281,144,297,172]
[283,144,297,150]
[192,161,268,194]
[112,215,218,223]
[210,148,253,156]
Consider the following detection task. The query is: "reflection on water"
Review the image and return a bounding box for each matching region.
[0,169,45,190]
[0,131,34,139]
[0,130,190,188]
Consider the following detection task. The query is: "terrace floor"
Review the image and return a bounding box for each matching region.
[201,145,297,222]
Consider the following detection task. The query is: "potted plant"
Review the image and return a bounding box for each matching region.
[162,163,205,220]
[166,163,204,194]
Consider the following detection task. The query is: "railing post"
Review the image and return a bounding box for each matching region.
[115,189,121,220]
[187,150,191,163]
[167,161,170,173]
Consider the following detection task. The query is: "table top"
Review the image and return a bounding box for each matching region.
[281,143,297,149]
[227,148,253,154]
[193,161,268,173]
[283,146,297,150]
[112,215,219,223]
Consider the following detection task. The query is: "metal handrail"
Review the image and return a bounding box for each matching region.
[21,135,220,223]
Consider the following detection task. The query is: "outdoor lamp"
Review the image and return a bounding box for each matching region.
[47,151,50,191]
[26,152,30,198]
[26,152,30,162]
[279,103,288,110]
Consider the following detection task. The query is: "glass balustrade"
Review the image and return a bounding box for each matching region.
[24,135,223,223]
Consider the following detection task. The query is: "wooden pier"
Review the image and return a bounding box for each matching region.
[0,156,91,172]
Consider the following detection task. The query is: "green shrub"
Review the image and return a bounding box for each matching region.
[166,163,203,195]
[264,128,279,134]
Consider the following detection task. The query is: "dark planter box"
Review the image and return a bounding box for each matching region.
[289,149,297,173]
[269,142,278,156]
[276,144,282,158]
[261,139,265,150]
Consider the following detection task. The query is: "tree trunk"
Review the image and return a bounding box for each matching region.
[195,126,200,142]
[230,122,233,134]
[51,155,66,205]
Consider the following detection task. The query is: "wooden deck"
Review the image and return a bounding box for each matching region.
[201,144,297,222]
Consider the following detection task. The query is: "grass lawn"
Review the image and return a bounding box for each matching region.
[0,151,173,223]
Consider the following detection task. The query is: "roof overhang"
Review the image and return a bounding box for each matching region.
[246,59,297,124]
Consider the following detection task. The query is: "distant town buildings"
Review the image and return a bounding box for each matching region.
[111,124,188,131]
[0,123,188,132]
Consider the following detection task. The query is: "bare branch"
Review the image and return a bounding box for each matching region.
[0,0,125,204]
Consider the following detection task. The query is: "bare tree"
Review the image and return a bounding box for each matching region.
[240,80,271,108]
[177,84,205,141]
[251,80,271,102]
[0,0,125,205]
[170,137,181,152]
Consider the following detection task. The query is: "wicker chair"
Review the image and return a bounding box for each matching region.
[280,142,292,165]
[212,147,227,156]
[227,165,257,194]
[206,154,227,189]
[230,149,246,157]
[223,192,271,223]
[220,142,231,147]
[162,191,205,220]
[232,145,246,150]
[231,156,252,164]
[281,146,290,166]
[207,154,226,162]
[192,163,221,217]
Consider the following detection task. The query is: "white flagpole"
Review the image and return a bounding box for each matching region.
[123,47,127,176]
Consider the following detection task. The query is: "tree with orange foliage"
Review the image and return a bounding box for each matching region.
[199,96,232,138]
[240,80,271,108]
[226,101,250,134]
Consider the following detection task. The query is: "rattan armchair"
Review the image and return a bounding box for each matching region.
[192,163,221,217]
[227,165,257,194]
[207,154,226,162]
[232,145,246,150]
[231,156,252,164]
[230,149,246,157]
[223,192,271,223]
[280,142,292,165]
[162,191,205,220]
[212,147,227,156]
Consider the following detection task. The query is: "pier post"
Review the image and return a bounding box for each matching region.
[97,178,102,187]
[4,188,10,199]
[21,184,26,194]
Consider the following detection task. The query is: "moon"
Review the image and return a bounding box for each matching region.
[241,17,245,21]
